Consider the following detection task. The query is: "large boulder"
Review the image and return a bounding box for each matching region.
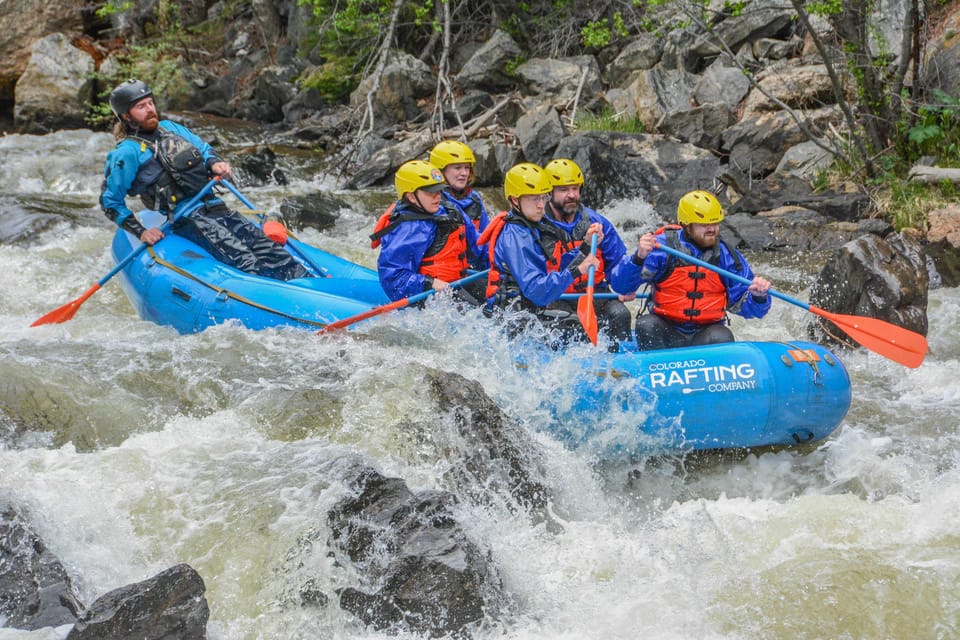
[0,0,84,109]
[553,131,721,217]
[13,33,94,133]
[0,505,83,630]
[66,564,209,640]
[924,204,960,287]
[922,3,960,99]
[513,55,602,112]
[515,102,565,166]
[349,50,436,127]
[455,29,522,91]
[326,466,505,637]
[808,232,929,348]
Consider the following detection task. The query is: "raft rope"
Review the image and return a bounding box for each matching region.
[780,341,824,385]
[146,246,330,329]
[814,316,859,351]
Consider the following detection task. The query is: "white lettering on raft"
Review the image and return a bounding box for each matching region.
[649,363,757,390]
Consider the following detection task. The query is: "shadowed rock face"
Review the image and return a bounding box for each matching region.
[808,232,929,346]
[0,506,83,630]
[65,564,209,640]
[328,467,505,638]
[424,369,551,512]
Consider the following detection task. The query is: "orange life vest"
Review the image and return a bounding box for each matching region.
[538,214,606,292]
[370,202,469,282]
[650,226,735,324]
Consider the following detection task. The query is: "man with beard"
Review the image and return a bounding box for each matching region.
[629,190,771,350]
[100,79,308,281]
[540,158,636,349]
[479,162,601,347]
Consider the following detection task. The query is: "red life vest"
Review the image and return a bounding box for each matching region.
[477,211,510,300]
[650,226,734,324]
[370,202,469,282]
[538,214,606,292]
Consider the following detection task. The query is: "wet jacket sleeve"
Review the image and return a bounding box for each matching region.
[376,220,435,301]
[592,213,637,294]
[496,224,575,307]
[722,246,771,319]
[100,141,145,234]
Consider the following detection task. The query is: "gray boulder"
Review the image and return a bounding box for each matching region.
[0,505,83,630]
[66,564,209,640]
[456,29,522,91]
[13,33,94,133]
[808,232,929,347]
[328,467,505,637]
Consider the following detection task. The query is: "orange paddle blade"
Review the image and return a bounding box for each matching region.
[577,285,598,345]
[30,284,100,327]
[811,306,928,369]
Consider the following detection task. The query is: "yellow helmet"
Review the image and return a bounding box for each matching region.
[429,140,476,169]
[395,160,446,199]
[677,190,724,225]
[544,158,584,187]
[504,163,552,201]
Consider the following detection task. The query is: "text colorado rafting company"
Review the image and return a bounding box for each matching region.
[647,359,758,392]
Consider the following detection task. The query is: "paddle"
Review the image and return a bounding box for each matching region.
[654,241,929,368]
[576,234,599,345]
[318,269,489,334]
[559,292,648,301]
[31,177,221,327]
[217,178,326,277]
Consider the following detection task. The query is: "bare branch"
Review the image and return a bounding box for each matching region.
[788,0,875,177]
[355,0,405,140]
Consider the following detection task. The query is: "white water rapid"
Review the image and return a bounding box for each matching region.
[1,125,958,639]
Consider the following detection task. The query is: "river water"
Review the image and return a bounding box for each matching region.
[1,125,959,639]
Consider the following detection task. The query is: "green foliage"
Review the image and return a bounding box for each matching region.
[505,56,526,76]
[581,20,612,48]
[884,178,958,230]
[96,0,134,18]
[903,90,960,166]
[576,107,645,134]
[723,0,746,17]
[299,60,358,102]
[580,12,630,48]
[806,0,842,16]
[84,0,231,126]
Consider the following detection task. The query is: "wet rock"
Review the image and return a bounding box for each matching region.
[0,505,83,630]
[234,144,288,186]
[66,563,209,640]
[808,232,929,347]
[553,131,721,216]
[425,369,551,510]
[328,467,505,637]
[727,174,870,222]
[278,192,348,232]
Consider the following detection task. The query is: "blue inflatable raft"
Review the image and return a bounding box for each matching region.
[112,211,391,334]
[111,211,851,453]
